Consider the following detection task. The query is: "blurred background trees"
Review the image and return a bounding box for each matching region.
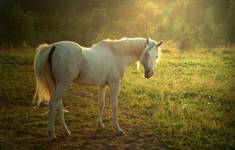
[0,0,234,49]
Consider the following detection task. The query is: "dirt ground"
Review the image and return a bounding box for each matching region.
[0,84,167,150]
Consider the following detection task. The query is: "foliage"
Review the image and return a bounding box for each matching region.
[0,0,234,48]
[225,0,235,43]
[0,6,35,46]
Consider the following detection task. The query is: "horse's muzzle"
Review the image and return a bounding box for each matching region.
[144,70,154,79]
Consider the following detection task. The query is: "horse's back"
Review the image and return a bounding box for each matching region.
[53,41,82,52]
[51,41,84,84]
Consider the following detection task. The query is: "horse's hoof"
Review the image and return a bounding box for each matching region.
[48,131,57,139]
[65,130,71,137]
[49,134,57,140]
[98,123,105,129]
[96,123,105,133]
[115,129,125,136]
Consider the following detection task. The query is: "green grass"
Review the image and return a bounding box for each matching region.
[0,48,234,149]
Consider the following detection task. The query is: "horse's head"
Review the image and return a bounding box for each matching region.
[139,38,163,79]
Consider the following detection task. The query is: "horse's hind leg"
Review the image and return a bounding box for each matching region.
[97,85,106,128]
[59,101,71,136]
[48,84,68,139]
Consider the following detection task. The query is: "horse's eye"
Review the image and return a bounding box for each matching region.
[144,53,150,59]
[155,56,158,59]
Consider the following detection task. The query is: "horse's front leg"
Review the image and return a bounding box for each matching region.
[97,85,106,128]
[109,81,125,135]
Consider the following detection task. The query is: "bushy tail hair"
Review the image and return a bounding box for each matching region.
[33,44,56,106]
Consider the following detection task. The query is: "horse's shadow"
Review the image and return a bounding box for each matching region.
[42,127,138,150]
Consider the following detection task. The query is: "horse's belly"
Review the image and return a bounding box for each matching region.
[74,72,108,86]
[74,80,98,86]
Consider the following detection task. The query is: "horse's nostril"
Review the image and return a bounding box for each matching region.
[145,70,150,75]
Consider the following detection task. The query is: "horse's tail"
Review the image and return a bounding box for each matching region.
[136,62,140,72]
[33,44,56,106]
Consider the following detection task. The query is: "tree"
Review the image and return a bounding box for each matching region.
[0,6,35,46]
[225,0,235,43]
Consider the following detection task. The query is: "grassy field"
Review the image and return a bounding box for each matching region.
[0,47,234,150]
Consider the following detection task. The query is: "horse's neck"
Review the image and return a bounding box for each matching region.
[82,38,146,68]
[117,39,146,65]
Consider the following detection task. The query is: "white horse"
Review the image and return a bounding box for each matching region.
[33,37,163,138]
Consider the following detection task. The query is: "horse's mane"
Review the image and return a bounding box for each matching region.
[94,37,146,57]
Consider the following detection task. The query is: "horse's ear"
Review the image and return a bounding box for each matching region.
[157,40,163,47]
[146,38,149,44]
